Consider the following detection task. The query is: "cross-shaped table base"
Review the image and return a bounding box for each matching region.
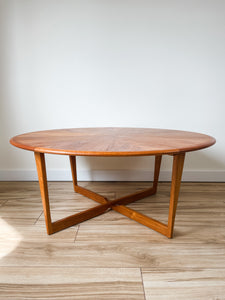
[35,153,185,238]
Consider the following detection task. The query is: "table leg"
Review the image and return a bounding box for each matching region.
[167,153,185,238]
[69,155,77,191]
[35,152,111,235]
[69,155,109,204]
[153,155,162,193]
[112,153,185,238]
[34,152,53,234]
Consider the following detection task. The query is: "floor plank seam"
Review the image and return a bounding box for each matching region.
[140,268,147,300]
[74,225,80,243]
[1,265,225,270]
[33,211,44,225]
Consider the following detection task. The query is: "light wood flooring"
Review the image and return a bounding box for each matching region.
[0,181,225,299]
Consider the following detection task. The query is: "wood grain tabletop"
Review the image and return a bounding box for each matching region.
[10,127,216,156]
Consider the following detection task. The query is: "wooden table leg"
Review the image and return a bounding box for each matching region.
[69,155,77,191]
[69,155,109,204]
[153,155,162,193]
[35,153,111,235]
[167,153,185,238]
[111,154,185,238]
[34,152,53,234]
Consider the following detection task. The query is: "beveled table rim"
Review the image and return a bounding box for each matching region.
[10,127,216,156]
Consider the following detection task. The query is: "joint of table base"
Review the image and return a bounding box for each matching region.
[47,185,160,235]
[42,182,177,238]
[73,185,176,238]
[71,184,173,237]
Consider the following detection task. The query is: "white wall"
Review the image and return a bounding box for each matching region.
[0,0,225,181]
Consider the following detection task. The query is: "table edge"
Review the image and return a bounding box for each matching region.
[10,136,216,156]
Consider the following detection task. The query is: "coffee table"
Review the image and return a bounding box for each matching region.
[10,128,215,238]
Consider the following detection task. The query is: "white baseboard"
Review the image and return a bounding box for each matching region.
[0,169,225,182]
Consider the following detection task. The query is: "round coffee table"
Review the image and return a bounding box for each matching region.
[10,128,215,238]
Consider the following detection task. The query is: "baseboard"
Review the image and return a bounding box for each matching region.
[0,169,224,182]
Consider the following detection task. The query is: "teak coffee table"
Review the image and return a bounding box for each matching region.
[10,128,215,238]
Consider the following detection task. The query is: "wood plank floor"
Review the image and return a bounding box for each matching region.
[0,181,224,299]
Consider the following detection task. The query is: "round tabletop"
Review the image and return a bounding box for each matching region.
[10,128,215,156]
